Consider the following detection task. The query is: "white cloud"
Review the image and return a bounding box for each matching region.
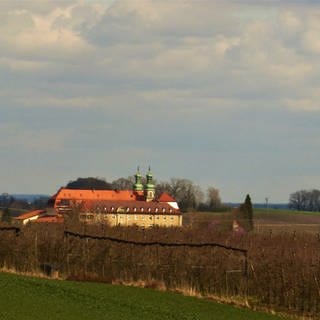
[1,0,319,115]
[280,10,303,34]
[0,122,65,152]
[0,3,97,62]
[284,98,318,111]
[0,57,49,72]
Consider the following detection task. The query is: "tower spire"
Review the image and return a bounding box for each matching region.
[133,166,143,192]
[145,166,155,201]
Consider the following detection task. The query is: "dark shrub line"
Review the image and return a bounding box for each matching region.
[0,226,20,236]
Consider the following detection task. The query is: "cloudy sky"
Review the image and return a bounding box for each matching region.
[1,0,320,202]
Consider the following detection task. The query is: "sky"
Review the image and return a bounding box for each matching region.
[1,0,320,203]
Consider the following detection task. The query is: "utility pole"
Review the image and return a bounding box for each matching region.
[265,197,269,212]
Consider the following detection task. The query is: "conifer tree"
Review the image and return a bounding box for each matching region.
[238,194,254,231]
[244,194,254,231]
[1,208,11,224]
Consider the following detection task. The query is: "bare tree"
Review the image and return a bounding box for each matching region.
[308,189,320,211]
[288,189,320,211]
[206,187,222,211]
[111,177,135,190]
[156,178,203,212]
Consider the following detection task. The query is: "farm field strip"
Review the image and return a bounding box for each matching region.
[0,272,286,320]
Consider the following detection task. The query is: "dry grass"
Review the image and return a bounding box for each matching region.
[0,218,319,318]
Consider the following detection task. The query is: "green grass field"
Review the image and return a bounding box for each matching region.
[184,208,320,234]
[253,208,320,216]
[0,272,286,320]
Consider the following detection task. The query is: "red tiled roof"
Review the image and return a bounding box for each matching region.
[35,216,64,223]
[158,192,176,203]
[15,210,46,220]
[75,200,180,214]
[54,188,142,203]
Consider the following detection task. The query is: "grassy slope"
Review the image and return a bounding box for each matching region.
[0,272,285,320]
[253,208,320,216]
[253,208,320,227]
[185,209,320,224]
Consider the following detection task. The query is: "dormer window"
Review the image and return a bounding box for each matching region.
[155,208,158,212]
[133,208,137,212]
[111,207,115,212]
[162,208,166,213]
[141,208,144,212]
[126,207,130,212]
[148,208,151,212]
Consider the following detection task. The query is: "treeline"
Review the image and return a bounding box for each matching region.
[0,193,49,210]
[66,177,227,212]
[0,193,49,222]
[289,189,320,211]
[0,222,319,318]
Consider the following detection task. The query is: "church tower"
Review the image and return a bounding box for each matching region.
[145,166,155,202]
[133,166,143,193]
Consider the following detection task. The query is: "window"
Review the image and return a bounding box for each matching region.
[80,214,94,220]
[169,209,172,213]
[163,216,167,220]
[133,208,137,212]
[155,208,158,212]
[141,208,144,212]
[60,199,70,206]
[170,216,174,221]
[148,208,151,212]
[162,208,166,213]
[134,215,138,220]
[149,216,152,220]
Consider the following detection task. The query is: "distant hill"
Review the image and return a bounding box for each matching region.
[253,203,289,210]
[12,194,50,203]
[226,203,290,210]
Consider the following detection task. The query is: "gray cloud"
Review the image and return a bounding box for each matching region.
[1,0,320,201]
